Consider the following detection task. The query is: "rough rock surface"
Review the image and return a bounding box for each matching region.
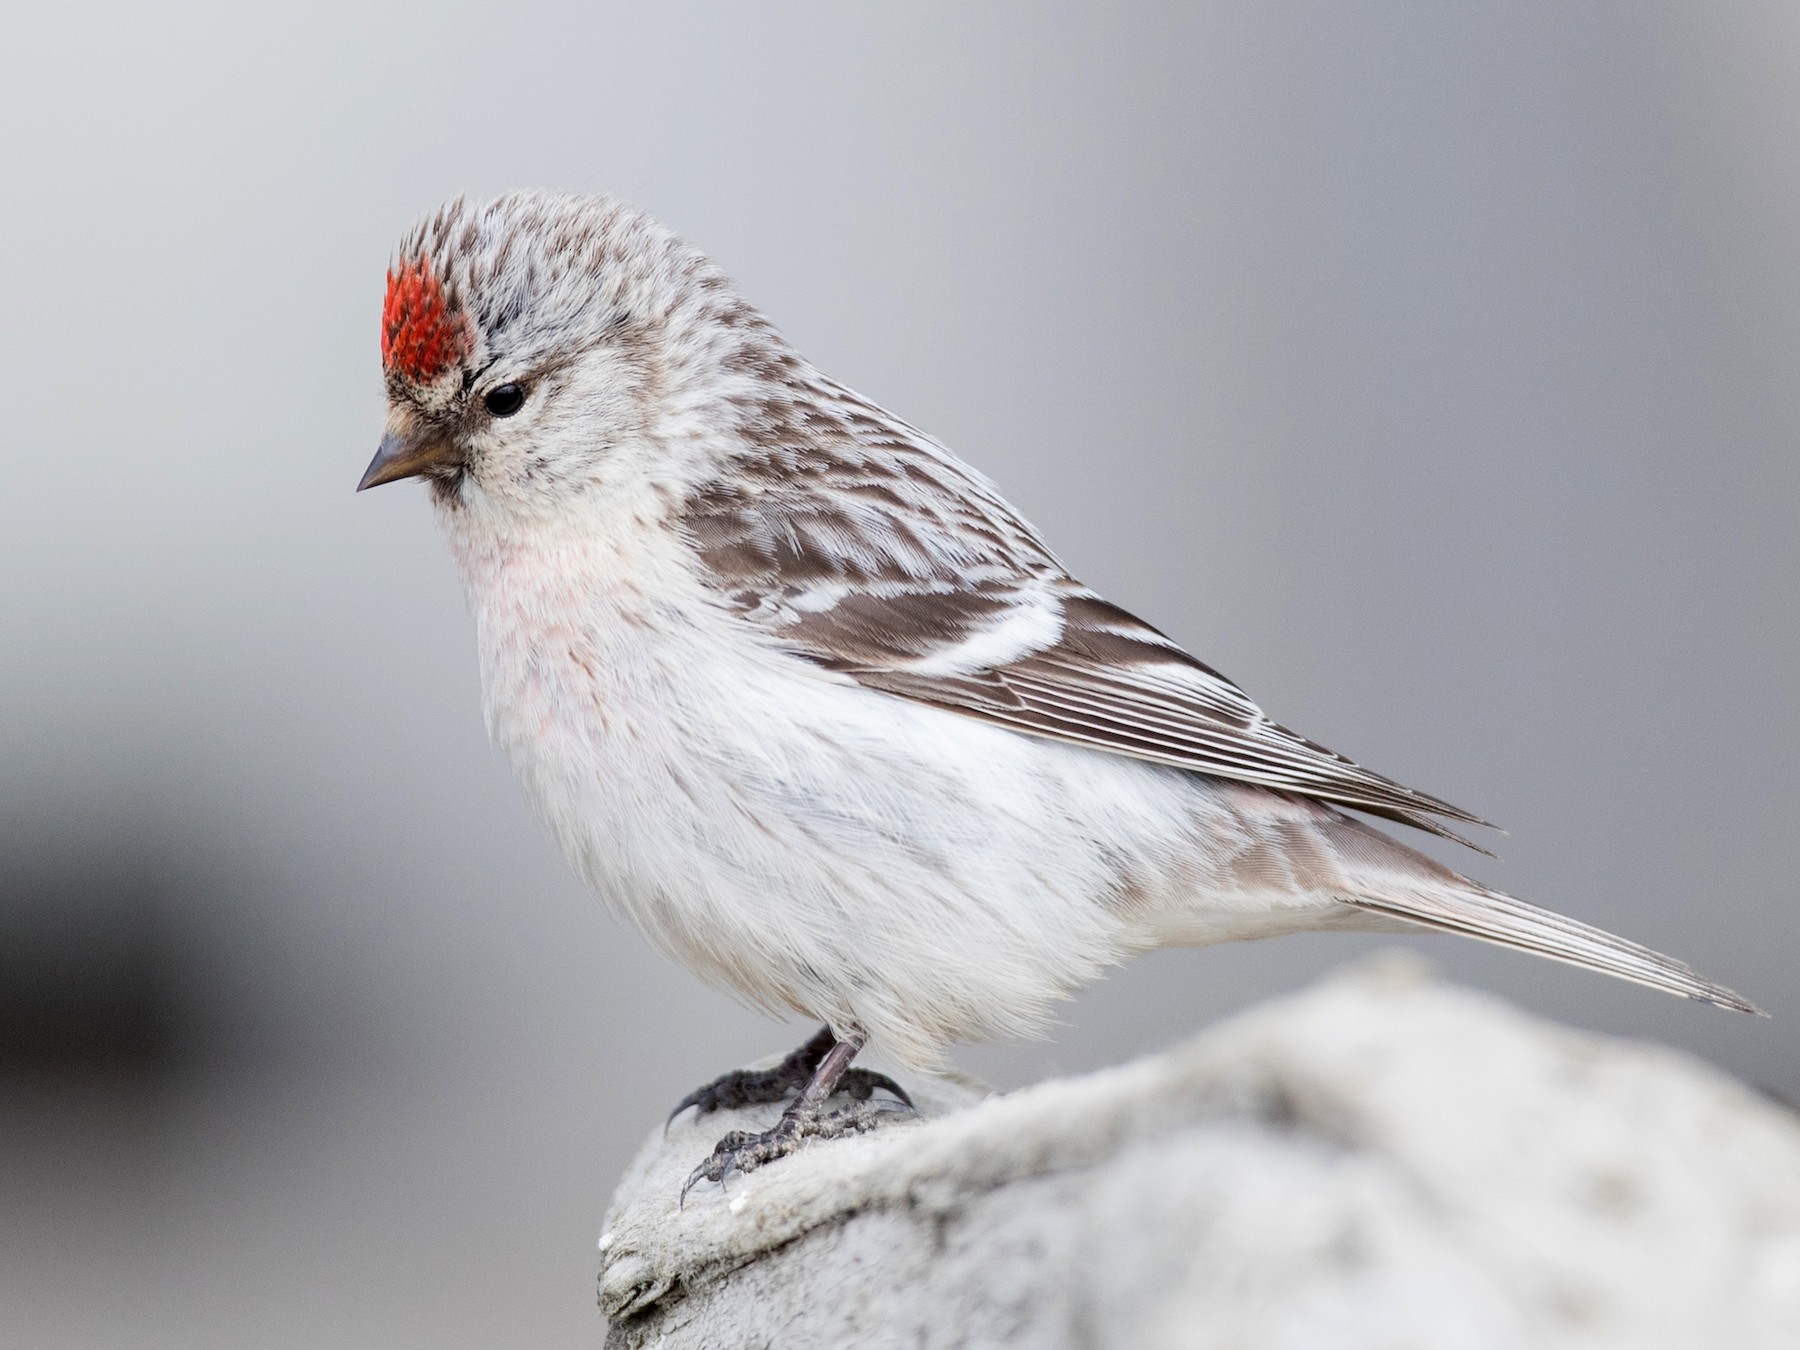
[599,956,1800,1348]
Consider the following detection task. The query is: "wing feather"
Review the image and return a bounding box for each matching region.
[684,375,1494,847]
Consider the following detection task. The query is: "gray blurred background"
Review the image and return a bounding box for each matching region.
[1,2,1794,1345]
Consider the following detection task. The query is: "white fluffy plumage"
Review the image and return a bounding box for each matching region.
[366,191,1756,1072]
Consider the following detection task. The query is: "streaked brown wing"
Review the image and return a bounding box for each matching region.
[682,378,1491,847]
[845,590,1491,846]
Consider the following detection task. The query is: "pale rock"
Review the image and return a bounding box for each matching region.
[599,955,1800,1348]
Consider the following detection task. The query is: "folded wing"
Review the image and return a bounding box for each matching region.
[682,383,1488,846]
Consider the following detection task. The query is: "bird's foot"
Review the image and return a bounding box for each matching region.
[667,1028,910,1130]
[681,1098,903,1203]
[669,1064,911,1124]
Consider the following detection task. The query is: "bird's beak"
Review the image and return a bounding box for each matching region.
[357,427,457,491]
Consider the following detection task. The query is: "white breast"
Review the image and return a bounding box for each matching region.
[435,488,1321,1068]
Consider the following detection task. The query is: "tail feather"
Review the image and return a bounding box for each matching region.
[1341,886,1763,1014]
[1317,814,1762,1016]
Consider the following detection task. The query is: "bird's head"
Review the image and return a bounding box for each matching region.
[360,192,777,512]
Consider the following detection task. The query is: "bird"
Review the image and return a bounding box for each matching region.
[359,191,1758,1191]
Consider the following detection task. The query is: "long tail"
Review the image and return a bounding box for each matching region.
[1316,811,1763,1015]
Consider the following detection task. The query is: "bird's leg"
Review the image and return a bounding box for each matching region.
[681,1025,909,1200]
[666,1025,910,1130]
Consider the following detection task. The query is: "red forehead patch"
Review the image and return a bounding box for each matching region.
[381,258,465,382]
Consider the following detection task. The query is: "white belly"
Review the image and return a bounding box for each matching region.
[446,505,1329,1068]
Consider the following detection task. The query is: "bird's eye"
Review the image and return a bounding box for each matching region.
[483,383,527,417]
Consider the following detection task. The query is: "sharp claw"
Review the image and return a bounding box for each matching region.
[861,1070,913,1110]
[665,1088,709,1137]
[681,1151,729,1206]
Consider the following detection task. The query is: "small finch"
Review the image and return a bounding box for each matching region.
[360,192,1757,1189]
